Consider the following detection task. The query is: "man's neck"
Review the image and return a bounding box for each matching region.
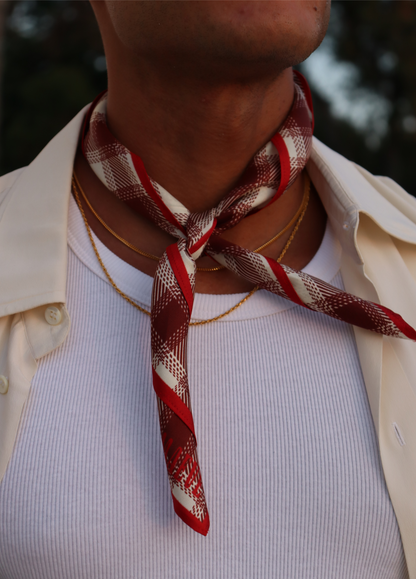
[105,56,295,213]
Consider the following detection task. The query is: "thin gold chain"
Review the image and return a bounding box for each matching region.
[72,171,309,272]
[72,174,310,326]
[197,178,310,271]
[73,172,160,263]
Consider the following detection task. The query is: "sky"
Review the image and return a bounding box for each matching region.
[301,34,392,149]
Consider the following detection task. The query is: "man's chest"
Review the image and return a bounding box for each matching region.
[0,252,408,579]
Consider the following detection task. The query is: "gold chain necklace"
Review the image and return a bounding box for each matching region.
[72,171,309,272]
[72,174,310,326]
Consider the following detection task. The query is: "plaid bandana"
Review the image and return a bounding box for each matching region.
[82,72,416,535]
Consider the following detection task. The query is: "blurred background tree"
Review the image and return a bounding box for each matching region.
[0,0,106,172]
[299,0,416,196]
[0,0,415,197]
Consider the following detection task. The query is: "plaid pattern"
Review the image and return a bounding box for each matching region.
[83,72,416,536]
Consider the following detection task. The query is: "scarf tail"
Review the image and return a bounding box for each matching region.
[151,244,210,535]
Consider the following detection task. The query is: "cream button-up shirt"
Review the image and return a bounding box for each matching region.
[1,106,416,575]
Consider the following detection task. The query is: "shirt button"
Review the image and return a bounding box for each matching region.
[343,221,350,231]
[0,375,9,395]
[44,306,62,326]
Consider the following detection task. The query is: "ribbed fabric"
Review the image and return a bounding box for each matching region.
[0,195,409,579]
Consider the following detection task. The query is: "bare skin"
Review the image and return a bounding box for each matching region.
[78,0,331,294]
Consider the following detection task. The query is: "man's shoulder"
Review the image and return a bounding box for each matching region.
[0,102,89,207]
[0,167,25,203]
[353,162,416,227]
[0,168,26,225]
[311,137,416,236]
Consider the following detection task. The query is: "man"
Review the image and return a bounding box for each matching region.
[0,1,416,577]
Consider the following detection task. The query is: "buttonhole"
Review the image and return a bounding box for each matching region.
[393,422,406,447]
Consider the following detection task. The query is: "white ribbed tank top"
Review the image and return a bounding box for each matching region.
[0,195,409,579]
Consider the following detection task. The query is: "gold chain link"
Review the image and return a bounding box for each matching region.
[72,171,309,273]
[72,174,310,326]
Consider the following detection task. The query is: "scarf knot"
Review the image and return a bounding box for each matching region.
[184,209,218,261]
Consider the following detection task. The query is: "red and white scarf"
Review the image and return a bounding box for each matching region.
[82,72,416,536]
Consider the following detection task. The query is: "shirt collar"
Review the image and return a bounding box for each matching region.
[0,108,415,318]
[308,138,416,263]
[0,105,88,318]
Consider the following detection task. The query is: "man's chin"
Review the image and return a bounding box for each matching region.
[104,0,330,82]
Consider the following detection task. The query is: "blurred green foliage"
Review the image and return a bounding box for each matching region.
[1,0,106,173]
[303,0,416,196]
[1,0,416,197]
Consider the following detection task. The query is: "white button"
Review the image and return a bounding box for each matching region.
[343,221,350,231]
[44,306,62,326]
[0,375,9,394]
